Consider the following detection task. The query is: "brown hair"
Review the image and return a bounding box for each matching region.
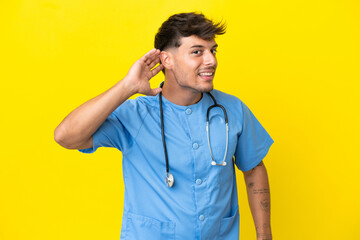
[154,12,226,72]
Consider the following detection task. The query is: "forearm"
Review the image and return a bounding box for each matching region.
[54,48,163,149]
[54,79,135,149]
[243,162,272,240]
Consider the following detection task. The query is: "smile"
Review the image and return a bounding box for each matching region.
[198,72,214,76]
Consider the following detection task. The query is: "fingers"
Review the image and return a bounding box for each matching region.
[151,64,164,77]
[148,55,161,70]
[141,48,161,66]
[147,87,162,96]
[140,48,157,62]
[147,50,161,67]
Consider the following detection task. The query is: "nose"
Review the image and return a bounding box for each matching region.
[203,50,217,66]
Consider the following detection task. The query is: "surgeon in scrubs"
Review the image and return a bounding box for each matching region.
[54,12,274,240]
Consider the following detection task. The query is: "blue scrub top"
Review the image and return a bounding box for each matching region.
[79,89,274,240]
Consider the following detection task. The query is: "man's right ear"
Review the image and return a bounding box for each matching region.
[160,51,173,70]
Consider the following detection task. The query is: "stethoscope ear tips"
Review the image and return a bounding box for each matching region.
[211,161,227,166]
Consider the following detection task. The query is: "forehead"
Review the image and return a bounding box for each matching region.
[178,35,217,49]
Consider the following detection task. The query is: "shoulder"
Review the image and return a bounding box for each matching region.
[136,94,159,109]
[112,95,158,118]
[120,94,158,109]
[209,89,245,110]
[208,89,255,125]
[210,89,242,102]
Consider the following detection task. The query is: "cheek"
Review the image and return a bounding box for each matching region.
[184,59,201,72]
[175,56,201,76]
[179,62,197,74]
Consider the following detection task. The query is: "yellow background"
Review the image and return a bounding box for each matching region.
[1,0,359,239]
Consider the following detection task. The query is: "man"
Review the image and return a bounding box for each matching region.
[54,12,274,240]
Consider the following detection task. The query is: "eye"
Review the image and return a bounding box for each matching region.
[192,50,202,55]
[211,49,217,55]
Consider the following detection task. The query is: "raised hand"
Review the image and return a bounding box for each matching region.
[123,48,164,96]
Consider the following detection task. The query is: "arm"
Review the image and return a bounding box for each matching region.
[54,48,163,149]
[243,161,272,240]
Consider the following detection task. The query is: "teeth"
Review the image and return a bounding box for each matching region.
[199,72,213,76]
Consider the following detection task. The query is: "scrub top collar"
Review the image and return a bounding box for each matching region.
[158,81,210,111]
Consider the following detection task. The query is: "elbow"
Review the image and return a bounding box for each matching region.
[54,124,88,150]
[54,125,73,149]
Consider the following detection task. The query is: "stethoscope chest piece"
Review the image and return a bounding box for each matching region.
[165,173,174,188]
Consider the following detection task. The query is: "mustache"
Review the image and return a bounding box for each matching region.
[198,67,216,72]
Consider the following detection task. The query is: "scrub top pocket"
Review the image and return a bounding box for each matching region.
[125,212,175,240]
[218,206,239,240]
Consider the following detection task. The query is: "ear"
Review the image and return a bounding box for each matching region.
[160,51,173,70]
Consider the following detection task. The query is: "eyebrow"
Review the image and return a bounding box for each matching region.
[190,44,218,49]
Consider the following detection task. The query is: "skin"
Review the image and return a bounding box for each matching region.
[54,48,164,149]
[244,161,273,240]
[54,35,272,239]
[160,35,218,106]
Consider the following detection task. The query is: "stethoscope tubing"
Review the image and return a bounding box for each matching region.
[159,84,229,187]
[159,90,170,174]
[206,93,229,166]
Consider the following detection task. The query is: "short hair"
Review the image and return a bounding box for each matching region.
[154,12,226,73]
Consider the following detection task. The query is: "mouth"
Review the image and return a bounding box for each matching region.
[198,71,215,80]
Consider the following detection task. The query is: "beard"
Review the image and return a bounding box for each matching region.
[173,69,215,93]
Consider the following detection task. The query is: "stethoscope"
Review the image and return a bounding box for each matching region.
[159,82,229,188]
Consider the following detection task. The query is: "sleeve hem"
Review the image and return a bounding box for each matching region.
[77,130,100,154]
[78,148,94,154]
[240,137,274,172]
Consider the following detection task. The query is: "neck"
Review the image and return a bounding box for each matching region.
[161,80,202,106]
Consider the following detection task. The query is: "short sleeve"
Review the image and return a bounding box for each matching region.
[78,99,147,154]
[78,112,131,154]
[234,101,274,171]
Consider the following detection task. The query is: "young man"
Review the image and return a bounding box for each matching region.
[54,12,274,240]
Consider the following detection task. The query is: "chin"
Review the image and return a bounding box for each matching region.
[194,86,213,93]
[194,75,215,93]
[201,86,213,93]
[198,82,214,93]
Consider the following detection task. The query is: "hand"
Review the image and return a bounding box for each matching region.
[123,48,164,96]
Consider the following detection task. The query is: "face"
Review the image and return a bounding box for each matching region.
[167,35,218,93]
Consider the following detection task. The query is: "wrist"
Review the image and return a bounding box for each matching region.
[118,77,138,96]
[257,233,272,240]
